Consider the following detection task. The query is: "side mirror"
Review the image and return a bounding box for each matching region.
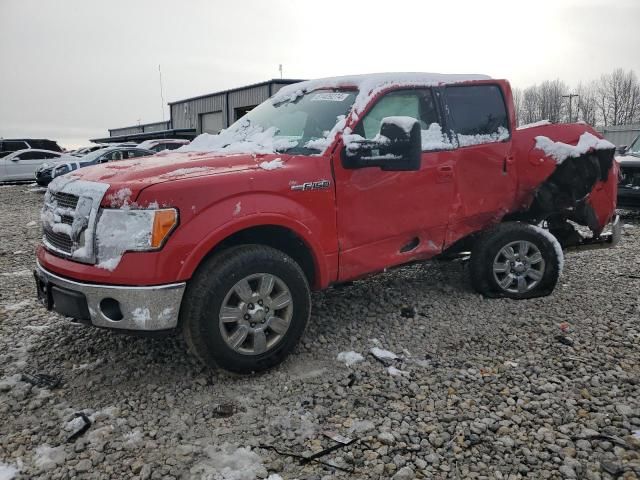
[11,157,20,162]
[342,116,422,171]
[617,145,628,155]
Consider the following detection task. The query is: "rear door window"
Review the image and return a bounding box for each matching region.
[445,85,509,146]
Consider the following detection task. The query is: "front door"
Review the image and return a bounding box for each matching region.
[5,151,46,181]
[333,88,457,281]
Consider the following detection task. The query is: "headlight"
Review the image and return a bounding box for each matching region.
[95,208,178,266]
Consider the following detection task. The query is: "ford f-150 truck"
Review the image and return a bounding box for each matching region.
[35,73,620,373]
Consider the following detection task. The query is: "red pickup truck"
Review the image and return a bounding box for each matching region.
[35,73,620,373]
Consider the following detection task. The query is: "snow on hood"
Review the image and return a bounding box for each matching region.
[271,72,491,117]
[177,118,296,155]
[535,132,615,164]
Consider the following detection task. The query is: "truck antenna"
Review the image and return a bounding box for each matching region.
[159,64,166,122]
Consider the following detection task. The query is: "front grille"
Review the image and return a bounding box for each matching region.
[44,229,73,254]
[51,191,79,210]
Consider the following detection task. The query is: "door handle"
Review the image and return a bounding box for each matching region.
[436,165,454,183]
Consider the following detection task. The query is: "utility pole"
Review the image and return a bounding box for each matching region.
[158,64,166,122]
[562,93,579,123]
[279,64,283,79]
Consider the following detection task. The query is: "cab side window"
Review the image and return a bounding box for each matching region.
[445,85,509,146]
[357,89,452,152]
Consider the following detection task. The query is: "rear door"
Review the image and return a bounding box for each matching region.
[443,84,516,246]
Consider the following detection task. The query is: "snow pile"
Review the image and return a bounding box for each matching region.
[33,444,65,471]
[106,188,132,208]
[123,429,144,448]
[458,126,509,147]
[190,445,267,480]
[370,347,398,361]
[337,351,364,366]
[421,123,454,151]
[531,225,564,275]
[535,132,615,164]
[0,463,18,480]
[258,158,284,170]
[178,119,297,155]
[517,120,551,130]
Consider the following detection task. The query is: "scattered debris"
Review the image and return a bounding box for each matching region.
[370,347,399,366]
[212,403,236,418]
[323,431,353,445]
[387,366,408,377]
[400,306,416,318]
[65,412,91,443]
[556,335,575,347]
[20,372,61,389]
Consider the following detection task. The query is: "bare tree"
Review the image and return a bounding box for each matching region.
[575,81,598,126]
[521,86,541,125]
[512,87,523,126]
[596,69,640,125]
[538,79,568,123]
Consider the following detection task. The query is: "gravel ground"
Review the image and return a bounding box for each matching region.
[1,183,640,480]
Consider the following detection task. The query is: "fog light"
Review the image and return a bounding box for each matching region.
[100,298,123,321]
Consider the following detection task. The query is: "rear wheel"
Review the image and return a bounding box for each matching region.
[181,245,311,373]
[470,222,562,299]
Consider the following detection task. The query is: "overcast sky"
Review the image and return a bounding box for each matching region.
[1,0,639,148]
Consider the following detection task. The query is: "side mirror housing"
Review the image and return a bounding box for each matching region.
[343,116,422,171]
[617,145,628,155]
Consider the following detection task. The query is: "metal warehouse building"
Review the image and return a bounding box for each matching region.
[92,79,303,144]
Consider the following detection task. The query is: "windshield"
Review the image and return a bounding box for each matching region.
[628,136,640,156]
[181,89,357,155]
[77,148,109,163]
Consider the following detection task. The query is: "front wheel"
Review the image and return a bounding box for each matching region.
[470,222,563,299]
[181,245,311,373]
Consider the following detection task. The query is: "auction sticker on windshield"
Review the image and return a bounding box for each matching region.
[311,92,350,102]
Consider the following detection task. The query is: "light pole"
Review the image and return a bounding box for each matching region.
[562,93,579,123]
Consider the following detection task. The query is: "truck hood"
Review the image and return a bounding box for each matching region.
[64,151,282,206]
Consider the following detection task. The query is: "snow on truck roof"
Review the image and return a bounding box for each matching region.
[272,72,491,113]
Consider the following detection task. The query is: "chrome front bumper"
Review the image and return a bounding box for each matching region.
[35,262,185,331]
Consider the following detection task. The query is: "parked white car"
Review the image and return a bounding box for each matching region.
[137,138,190,152]
[0,149,74,183]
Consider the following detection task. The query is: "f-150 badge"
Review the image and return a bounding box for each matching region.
[291,180,331,191]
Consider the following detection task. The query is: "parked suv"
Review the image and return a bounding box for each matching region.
[0,138,62,157]
[35,73,620,373]
[617,134,640,208]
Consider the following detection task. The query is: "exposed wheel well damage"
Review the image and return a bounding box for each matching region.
[510,148,616,247]
[207,225,317,287]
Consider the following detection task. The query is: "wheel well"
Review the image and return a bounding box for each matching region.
[208,225,317,287]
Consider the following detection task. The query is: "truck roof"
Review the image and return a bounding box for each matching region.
[272,72,492,113]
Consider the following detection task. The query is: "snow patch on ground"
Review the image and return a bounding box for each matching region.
[33,444,65,471]
[0,270,31,277]
[0,463,18,480]
[3,300,31,312]
[387,366,409,376]
[535,132,615,164]
[370,347,398,360]
[258,158,284,170]
[190,444,267,480]
[337,351,364,366]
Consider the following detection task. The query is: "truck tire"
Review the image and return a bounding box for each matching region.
[181,245,311,373]
[470,222,562,300]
